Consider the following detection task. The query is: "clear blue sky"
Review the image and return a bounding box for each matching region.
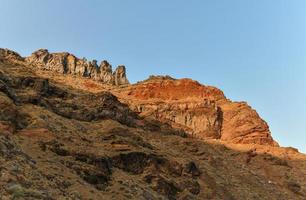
[1,0,305,153]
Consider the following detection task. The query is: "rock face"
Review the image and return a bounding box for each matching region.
[0,48,24,62]
[0,48,306,200]
[114,65,129,85]
[0,70,137,128]
[25,49,129,86]
[116,76,278,146]
[0,48,277,146]
[130,101,223,139]
[219,101,274,145]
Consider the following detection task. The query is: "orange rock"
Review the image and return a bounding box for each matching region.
[116,76,278,146]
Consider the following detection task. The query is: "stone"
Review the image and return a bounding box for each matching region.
[145,175,181,200]
[117,78,278,146]
[98,60,114,84]
[25,49,129,86]
[184,161,201,177]
[114,65,129,85]
[0,48,24,62]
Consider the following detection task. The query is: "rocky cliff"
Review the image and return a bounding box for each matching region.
[115,76,277,146]
[25,49,129,86]
[0,48,277,146]
[0,48,305,200]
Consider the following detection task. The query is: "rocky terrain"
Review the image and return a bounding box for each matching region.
[114,76,277,146]
[0,48,305,200]
[25,49,129,86]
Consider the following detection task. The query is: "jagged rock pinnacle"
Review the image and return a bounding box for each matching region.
[25,49,129,86]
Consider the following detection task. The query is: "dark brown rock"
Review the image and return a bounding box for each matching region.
[184,161,201,177]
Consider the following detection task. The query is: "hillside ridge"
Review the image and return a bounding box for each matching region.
[0,48,278,146]
[0,48,305,199]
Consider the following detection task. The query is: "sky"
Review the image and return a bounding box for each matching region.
[0,0,305,153]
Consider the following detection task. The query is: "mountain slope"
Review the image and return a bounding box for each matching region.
[0,48,305,200]
[16,48,278,146]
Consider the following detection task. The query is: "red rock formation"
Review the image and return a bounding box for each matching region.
[130,76,225,101]
[116,76,278,146]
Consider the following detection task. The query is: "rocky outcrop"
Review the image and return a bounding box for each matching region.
[0,48,277,146]
[117,77,278,146]
[219,101,277,145]
[25,49,129,86]
[114,65,129,85]
[128,76,225,101]
[0,48,24,63]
